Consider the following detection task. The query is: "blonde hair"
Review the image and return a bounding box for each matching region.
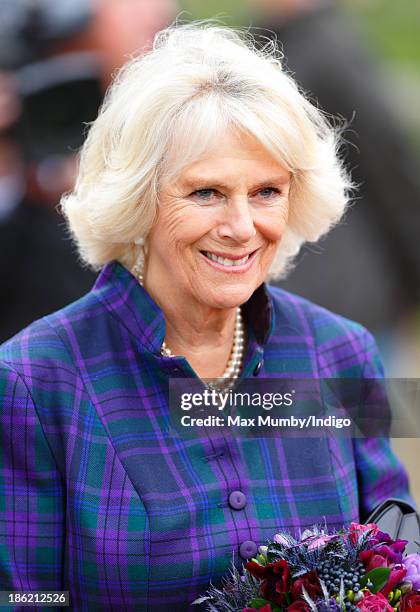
[61,22,351,278]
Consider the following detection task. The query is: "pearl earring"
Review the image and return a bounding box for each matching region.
[133,238,145,283]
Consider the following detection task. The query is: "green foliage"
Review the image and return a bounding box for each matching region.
[359,567,391,594]
[344,0,420,68]
[178,0,247,24]
[249,598,273,608]
[179,0,420,67]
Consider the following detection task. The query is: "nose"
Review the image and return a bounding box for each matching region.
[216,196,257,243]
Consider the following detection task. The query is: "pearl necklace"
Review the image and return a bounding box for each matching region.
[134,265,244,388]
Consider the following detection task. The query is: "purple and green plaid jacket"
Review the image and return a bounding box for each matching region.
[0,261,412,610]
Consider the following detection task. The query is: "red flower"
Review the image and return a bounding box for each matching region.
[360,545,408,573]
[355,592,393,611]
[381,565,407,597]
[245,560,290,606]
[287,601,310,611]
[242,606,272,612]
[290,570,321,601]
[399,592,420,611]
[359,550,390,571]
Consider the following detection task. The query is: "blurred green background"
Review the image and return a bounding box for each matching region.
[179,0,420,150]
[179,0,420,66]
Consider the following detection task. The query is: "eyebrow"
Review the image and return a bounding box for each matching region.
[180,175,290,191]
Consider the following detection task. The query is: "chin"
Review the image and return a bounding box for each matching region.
[202,284,257,310]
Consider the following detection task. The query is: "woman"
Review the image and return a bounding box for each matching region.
[0,24,412,610]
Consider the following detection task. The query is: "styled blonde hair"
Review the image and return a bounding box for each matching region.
[61,23,351,278]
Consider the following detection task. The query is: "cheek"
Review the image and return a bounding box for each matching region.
[153,203,214,249]
[257,205,289,243]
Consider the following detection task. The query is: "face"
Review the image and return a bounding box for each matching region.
[146,130,291,312]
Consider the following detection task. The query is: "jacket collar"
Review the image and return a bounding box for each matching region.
[93,261,274,350]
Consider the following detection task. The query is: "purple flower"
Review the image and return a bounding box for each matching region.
[374,539,408,565]
[360,538,408,568]
[403,553,420,590]
[373,530,392,544]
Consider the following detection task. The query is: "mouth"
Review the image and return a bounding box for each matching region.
[199,249,259,273]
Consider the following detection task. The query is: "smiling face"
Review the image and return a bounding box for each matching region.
[145,129,291,313]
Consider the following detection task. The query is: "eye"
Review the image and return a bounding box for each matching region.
[258,187,281,199]
[194,189,215,199]
[190,188,221,203]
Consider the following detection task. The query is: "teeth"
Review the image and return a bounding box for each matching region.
[205,252,249,267]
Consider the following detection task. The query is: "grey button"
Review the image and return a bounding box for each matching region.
[239,540,258,559]
[228,490,247,510]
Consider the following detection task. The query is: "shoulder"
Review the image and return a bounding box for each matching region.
[0,284,115,478]
[266,285,383,377]
[267,285,367,340]
[0,287,105,388]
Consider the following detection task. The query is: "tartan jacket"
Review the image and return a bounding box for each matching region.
[0,261,412,611]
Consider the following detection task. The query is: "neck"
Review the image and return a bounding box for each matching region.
[145,281,239,379]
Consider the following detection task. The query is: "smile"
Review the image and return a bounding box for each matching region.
[204,251,249,266]
[200,249,258,273]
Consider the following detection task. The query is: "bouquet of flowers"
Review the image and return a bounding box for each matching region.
[192,523,420,611]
